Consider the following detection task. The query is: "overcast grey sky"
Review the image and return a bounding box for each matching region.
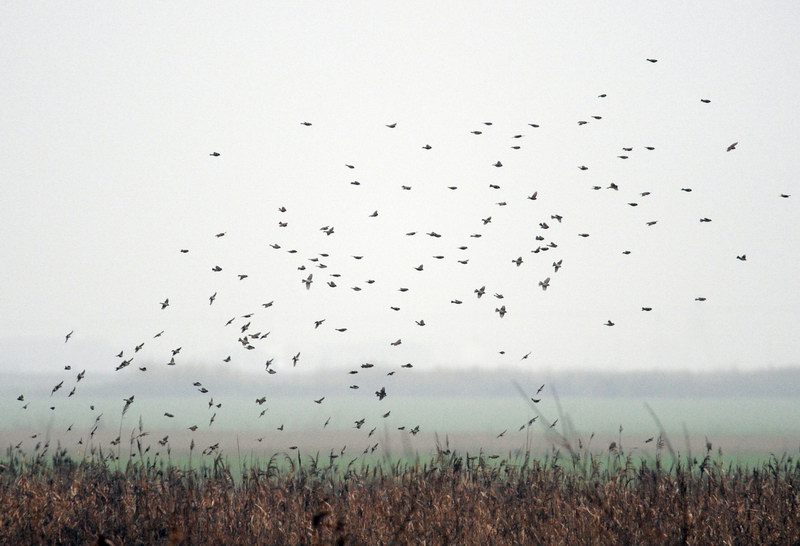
[2,1,799,378]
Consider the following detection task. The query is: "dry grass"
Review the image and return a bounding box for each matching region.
[1,443,798,545]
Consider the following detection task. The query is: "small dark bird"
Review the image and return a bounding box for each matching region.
[422,144,432,150]
[160,298,169,309]
[646,221,658,226]
[209,152,220,157]
[642,307,653,312]
[180,249,189,253]
[386,123,397,128]
[314,397,325,404]
[578,165,588,171]
[212,265,222,272]
[375,387,387,400]
[471,130,482,135]
[727,141,738,152]
[700,99,711,103]
[646,58,658,63]
[301,122,312,126]
[695,297,707,302]
[493,161,503,167]
[681,188,692,192]
[780,194,790,198]
[736,255,747,261]
[527,192,538,200]
[495,305,507,318]
[700,217,712,222]
[605,320,615,326]
[65,330,74,343]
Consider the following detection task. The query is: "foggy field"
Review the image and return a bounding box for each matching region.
[3,0,800,543]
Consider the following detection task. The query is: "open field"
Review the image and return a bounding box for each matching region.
[1,444,798,545]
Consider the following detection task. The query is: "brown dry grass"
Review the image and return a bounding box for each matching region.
[1,444,798,545]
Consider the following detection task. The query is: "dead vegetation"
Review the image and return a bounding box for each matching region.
[0,443,798,545]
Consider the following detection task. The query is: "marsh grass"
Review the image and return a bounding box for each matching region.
[1,436,798,545]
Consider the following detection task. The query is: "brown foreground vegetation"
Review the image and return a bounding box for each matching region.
[0,444,798,545]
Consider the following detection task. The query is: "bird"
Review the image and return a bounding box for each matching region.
[727,142,738,152]
[314,397,325,404]
[646,58,658,63]
[64,330,74,343]
[700,99,711,103]
[300,122,312,126]
[736,255,747,261]
[527,192,538,200]
[302,274,313,290]
[209,152,220,157]
[495,305,507,318]
[539,277,551,291]
[605,320,615,326]
[209,292,217,305]
[386,123,397,128]
[493,161,503,168]
[642,307,653,312]
[160,298,169,310]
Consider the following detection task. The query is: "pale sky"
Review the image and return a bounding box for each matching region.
[2,1,799,379]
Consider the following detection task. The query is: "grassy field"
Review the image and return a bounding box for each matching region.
[1,441,798,545]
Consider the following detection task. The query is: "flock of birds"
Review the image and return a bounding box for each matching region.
[12,58,793,463]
